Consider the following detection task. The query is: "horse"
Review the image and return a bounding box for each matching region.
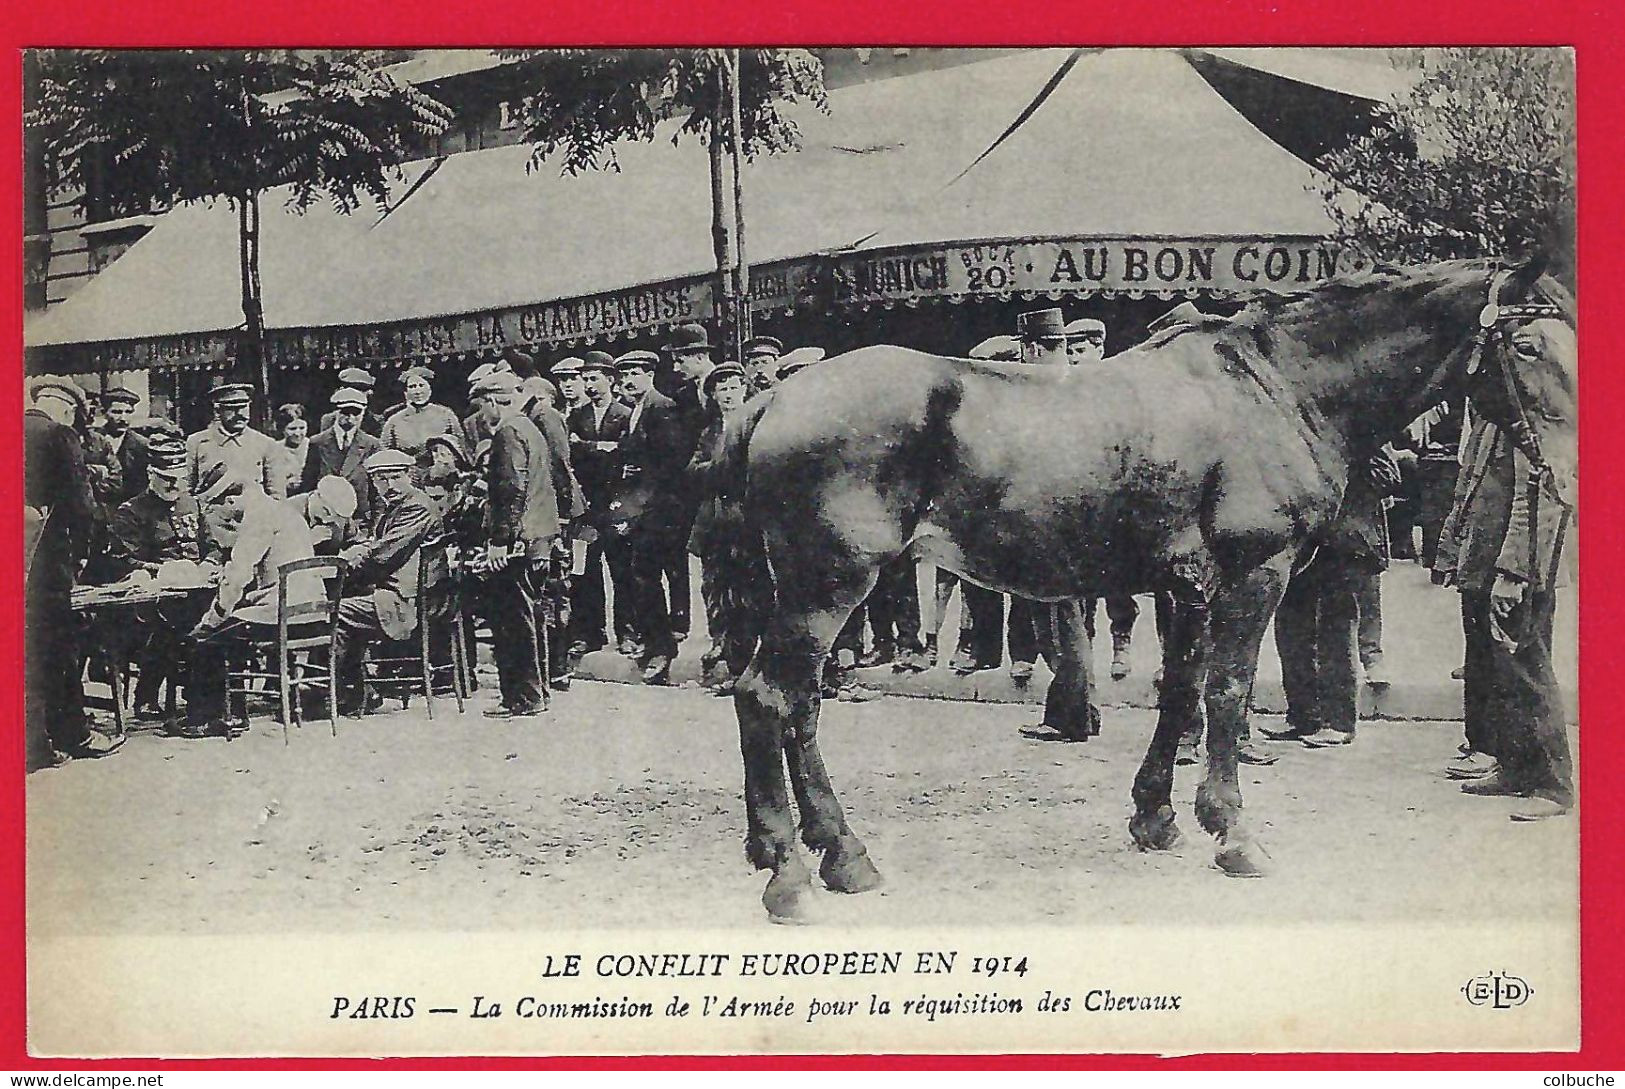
[715,258,1577,923]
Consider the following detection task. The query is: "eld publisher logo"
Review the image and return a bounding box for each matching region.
[1462,971,1534,1008]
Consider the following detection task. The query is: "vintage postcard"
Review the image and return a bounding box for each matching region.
[19,44,1579,1058]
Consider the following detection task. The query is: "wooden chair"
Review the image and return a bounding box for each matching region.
[360,544,466,717]
[224,558,347,742]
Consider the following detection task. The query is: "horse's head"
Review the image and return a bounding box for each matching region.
[1465,258,1578,507]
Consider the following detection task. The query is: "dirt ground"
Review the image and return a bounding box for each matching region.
[27,682,1578,936]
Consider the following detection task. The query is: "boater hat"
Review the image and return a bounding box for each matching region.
[1017,308,1066,342]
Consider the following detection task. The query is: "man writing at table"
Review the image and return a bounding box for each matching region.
[178,476,357,739]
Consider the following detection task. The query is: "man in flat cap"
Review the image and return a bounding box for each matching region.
[552,357,589,416]
[100,385,149,505]
[25,377,117,767]
[743,335,783,395]
[471,371,571,717]
[1065,317,1108,367]
[319,367,384,437]
[612,350,690,683]
[100,430,207,719]
[188,381,284,553]
[181,476,357,737]
[298,386,382,527]
[381,365,465,485]
[461,358,515,451]
[567,351,634,660]
[330,448,442,718]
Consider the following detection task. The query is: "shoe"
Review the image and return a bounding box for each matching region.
[167,720,225,740]
[1445,751,1498,780]
[699,640,725,673]
[922,635,938,667]
[858,644,896,668]
[550,674,572,692]
[1110,637,1132,681]
[1451,665,1466,680]
[893,648,931,673]
[66,731,126,759]
[1300,728,1355,748]
[506,701,547,719]
[27,748,71,772]
[1509,794,1572,821]
[1009,660,1034,682]
[483,703,516,719]
[640,655,673,685]
[838,682,878,703]
[1237,741,1279,766]
[712,679,736,697]
[617,639,643,659]
[1461,771,1531,797]
[1175,738,1200,766]
[132,702,166,722]
[1260,722,1318,742]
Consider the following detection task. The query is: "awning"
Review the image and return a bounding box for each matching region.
[26,48,1391,375]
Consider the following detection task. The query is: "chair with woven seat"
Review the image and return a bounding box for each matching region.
[224,557,347,741]
[359,543,466,717]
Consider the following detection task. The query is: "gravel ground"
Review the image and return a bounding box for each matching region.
[28,682,1577,935]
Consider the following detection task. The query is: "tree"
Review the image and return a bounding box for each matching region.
[28,50,454,395]
[1317,48,1575,282]
[497,48,828,357]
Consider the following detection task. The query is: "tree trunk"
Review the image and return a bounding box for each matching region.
[727,49,751,363]
[236,190,269,404]
[708,63,734,359]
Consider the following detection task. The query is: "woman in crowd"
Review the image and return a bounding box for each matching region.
[270,403,309,497]
[381,365,465,483]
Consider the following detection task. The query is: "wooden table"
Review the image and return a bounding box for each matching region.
[72,577,217,737]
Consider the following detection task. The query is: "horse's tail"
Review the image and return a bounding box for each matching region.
[714,392,777,660]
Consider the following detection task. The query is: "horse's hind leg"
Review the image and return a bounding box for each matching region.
[1195,561,1289,877]
[1042,599,1100,741]
[1130,593,1208,851]
[733,648,814,922]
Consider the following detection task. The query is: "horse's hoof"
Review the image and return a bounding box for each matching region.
[763,869,814,923]
[1129,808,1182,852]
[820,843,884,894]
[1214,841,1268,878]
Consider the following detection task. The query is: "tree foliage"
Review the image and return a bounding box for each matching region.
[1317,48,1575,277]
[27,49,454,214]
[496,48,828,174]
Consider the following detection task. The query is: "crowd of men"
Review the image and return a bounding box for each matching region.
[21,308,1573,819]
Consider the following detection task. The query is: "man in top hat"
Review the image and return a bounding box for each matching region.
[100,429,206,719]
[612,349,691,682]
[552,356,589,416]
[1064,317,1107,366]
[461,358,515,451]
[319,367,384,437]
[25,377,117,768]
[774,345,827,379]
[381,365,465,483]
[471,370,572,717]
[329,448,442,717]
[743,335,783,394]
[1016,308,1069,368]
[188,381,284,555]
[180,475,357,737]
[100,385,149,505]
[567,351,635,658]
[298,386,382,526]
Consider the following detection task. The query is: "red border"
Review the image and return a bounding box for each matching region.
[3,0,1621,1071]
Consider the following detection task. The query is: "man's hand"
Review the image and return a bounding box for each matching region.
[338,544,368,566]
[1366,452,1402,492]
[594,440,618,452]
[485,542,512,572]
[1491,572,1527,620]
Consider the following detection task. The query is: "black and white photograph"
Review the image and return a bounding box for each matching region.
[20,46,1578,1056]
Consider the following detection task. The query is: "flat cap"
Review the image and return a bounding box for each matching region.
[208,382,254,404]
[1065,317,1106,338]
[775,346,827,377]
[30,377,88,413]
[401,365,436,383]
[336,367,376,389]
[314,475,358,519]
[580,351,618,375]
[519,375,558,404]
[703,361,747,398]
[469,370,520,399]
[330,387,368,408]
[615,350,661,373]
[551,356,585,377]
[466,360,513,387]
[102,386,140,406]
[362,448,416,475]
[968,335,1020,361]
[743,335,783,358]
[1017,308,1066,341]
